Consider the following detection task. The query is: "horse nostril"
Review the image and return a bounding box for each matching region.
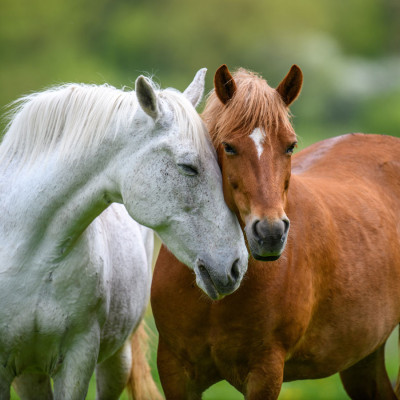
[276,219,285,237]
[197,263,214,287]
[282,218,290,237]
[230,258,240,282]
[252,220,261,239]
[253,219,273,241]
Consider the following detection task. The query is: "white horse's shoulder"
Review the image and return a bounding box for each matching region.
[95,203,153,267]
[90,204,153,361]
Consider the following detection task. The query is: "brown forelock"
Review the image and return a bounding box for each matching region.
[202,68,294,147]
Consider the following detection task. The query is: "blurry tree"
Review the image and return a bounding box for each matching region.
[1,0,399,141]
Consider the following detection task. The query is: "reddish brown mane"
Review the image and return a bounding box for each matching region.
[202,68,294,146]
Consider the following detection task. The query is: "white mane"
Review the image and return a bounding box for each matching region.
[0,79,211,168]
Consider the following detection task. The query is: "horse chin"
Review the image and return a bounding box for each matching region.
[252,253,281,262]
[196,278,224,301]
[249,242,284,262]
[203,287,226,301]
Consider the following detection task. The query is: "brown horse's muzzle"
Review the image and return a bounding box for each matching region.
[245,216,290,261]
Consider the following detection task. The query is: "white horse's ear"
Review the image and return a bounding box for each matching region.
[183,68,207,108]
[135,76,159,119]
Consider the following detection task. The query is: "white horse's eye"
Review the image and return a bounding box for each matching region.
[178,163,198,176]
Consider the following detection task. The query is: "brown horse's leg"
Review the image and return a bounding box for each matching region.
[244,351,285,400]
[157,338,203,400]
[339,343,397,399]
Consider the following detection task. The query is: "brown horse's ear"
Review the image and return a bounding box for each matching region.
[276,65,303,107]
[214,64,237,105]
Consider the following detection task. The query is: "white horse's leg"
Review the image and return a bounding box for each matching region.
[0,383,10,400]
[13,373,53,400]
[52,332,99,400]
[0,364,13,400]
[95,340,131,400]
[0,384,10,400]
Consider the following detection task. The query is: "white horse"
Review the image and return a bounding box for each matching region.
[0,69,248,400]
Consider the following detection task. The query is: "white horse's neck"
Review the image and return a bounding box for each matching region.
[0,140,126,269]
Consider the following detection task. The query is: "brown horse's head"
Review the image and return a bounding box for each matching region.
[202,65,303,261]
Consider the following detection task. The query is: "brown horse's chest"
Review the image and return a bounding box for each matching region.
[179,271,312,385]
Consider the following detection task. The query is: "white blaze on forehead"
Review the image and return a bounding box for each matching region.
[250,127,265,159]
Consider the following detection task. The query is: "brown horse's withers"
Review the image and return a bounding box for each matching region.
[151,65,400,399]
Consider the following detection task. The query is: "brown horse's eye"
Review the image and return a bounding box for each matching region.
[222,142,237,155]
[286,142,297,155]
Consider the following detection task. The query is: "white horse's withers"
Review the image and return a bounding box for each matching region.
[0,69,248,399]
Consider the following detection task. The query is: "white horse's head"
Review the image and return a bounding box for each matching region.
[117,69,248,299]
[1,69,248,300]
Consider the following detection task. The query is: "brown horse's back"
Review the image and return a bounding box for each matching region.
[152,133,400,397]
[294,133,400,185]
[283,133,400,377]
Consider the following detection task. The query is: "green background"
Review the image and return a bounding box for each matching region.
[2,0,400,398]
[2,0,400,147]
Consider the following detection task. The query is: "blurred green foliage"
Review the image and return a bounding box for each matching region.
[1,0,400,143]
[2,1,400,398]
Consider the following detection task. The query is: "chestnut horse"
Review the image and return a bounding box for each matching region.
[151,64,400,399]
